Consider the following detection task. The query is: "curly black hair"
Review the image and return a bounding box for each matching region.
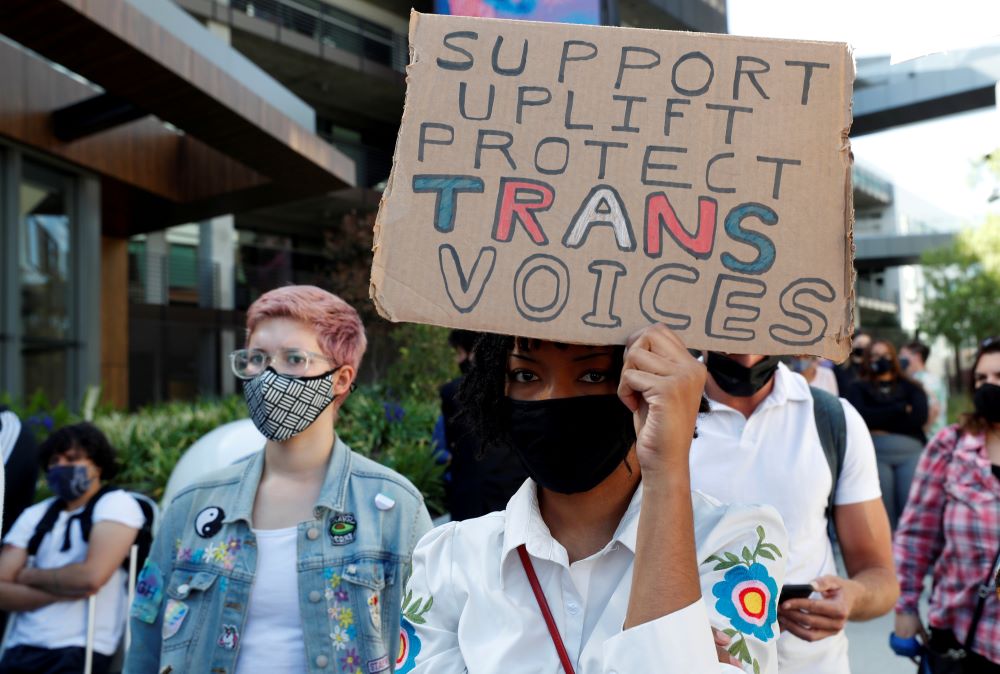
[38,422,120,481]
[458,333,709,457]
[447,329,481,353]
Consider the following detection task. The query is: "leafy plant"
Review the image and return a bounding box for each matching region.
[383,323,457,403]
[338,385,446,515]
[0,390,78,442]
[95,396,248,499]
[6,386,446,514]
[918,220,1000,379]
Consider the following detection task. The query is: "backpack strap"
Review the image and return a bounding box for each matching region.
[26,498,67,556]
[75,484,122,545]
[811,387,847,529]
[29,484,121,555]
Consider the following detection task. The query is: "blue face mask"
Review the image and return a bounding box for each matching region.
[790,357,814,374]
[46,464,93,502]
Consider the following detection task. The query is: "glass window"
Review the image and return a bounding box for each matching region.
[20,162,74,403]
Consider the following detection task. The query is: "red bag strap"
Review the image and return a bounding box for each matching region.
[517,544,577,674]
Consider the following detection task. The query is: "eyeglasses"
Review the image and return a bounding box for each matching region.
[229,348,333,380]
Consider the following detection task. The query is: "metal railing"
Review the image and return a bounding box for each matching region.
[228,0,408,72]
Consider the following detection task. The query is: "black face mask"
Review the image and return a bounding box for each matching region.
[706,353,780,397]
[458,359,472,376]
[851,347,866,363]
[974,383,1000,424]
[503,394,635,495]
[870,358,892,375]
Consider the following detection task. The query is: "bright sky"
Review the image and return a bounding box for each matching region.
[727,0,1000,228]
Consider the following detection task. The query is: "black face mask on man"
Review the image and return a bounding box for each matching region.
[502,394,635,495]
[706,353,780,397]
[974,383,1000,424]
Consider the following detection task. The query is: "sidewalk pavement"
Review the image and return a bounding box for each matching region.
[846,610,914,674]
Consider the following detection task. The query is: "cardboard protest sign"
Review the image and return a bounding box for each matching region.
[371,11,855,360]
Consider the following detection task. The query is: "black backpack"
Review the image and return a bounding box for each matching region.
[27,485,155,572]
[811,387,847,540]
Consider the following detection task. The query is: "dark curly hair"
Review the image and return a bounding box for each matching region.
[38,422,120,481]
[458,333,708,457]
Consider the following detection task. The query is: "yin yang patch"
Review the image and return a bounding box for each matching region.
[194,506,225,538]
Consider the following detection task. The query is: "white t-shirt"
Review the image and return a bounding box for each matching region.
[690,363,881,674]
[3,490,145,655]
[0,410,21,464]
[234,527,308,674]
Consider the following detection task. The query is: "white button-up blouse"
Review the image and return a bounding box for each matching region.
[397,481,787,674]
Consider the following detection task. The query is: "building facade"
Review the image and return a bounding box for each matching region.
[115,0,731,408]
[0,0,352,409]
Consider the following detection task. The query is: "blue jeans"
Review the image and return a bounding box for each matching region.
[873,433,924,529]
[0,645,112,674]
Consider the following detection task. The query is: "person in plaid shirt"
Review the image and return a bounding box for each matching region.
[894,336,1000,670]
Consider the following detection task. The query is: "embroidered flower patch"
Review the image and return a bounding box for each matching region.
[175,536,241,571]
[395,619,421,674]
[712,562,778,641]
[395,590,431,673]
[331,626,352,651]
[703,525,782,674]
[341,647,362,670]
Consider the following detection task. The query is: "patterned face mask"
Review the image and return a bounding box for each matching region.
[243,366,338,442]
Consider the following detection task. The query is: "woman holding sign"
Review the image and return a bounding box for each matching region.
[396,324,786,673]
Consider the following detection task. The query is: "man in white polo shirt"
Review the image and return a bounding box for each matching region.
[690,352,898,674]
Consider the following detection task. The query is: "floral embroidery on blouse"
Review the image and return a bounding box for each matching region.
[395,590,431,673]
[704,525,782,674]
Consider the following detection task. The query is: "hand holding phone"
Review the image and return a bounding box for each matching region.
[778,583,814,604]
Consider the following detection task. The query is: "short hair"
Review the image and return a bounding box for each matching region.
[904,341,930,363]
[38,422,119,481]
[246,285,367,372]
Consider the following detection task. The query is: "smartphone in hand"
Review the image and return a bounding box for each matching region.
[778,584,814,604]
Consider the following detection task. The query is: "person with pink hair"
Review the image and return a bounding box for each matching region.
[126,285,432,674]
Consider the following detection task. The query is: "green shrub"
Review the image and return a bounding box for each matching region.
[0,390,78,442]
[7,387,446,514]
[384,324,457,402]
[338,386,446,515]
[95,396,248,499]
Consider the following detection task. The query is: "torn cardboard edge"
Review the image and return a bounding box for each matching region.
[372,11,857,361]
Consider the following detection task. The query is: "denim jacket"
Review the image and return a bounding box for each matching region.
[125,438,432,674]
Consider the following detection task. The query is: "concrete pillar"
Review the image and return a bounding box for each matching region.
[197,215,236,396]
[144,231,168,305]
[198,5,234,398]
[0,148,22,399]
[76,175,102,410]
